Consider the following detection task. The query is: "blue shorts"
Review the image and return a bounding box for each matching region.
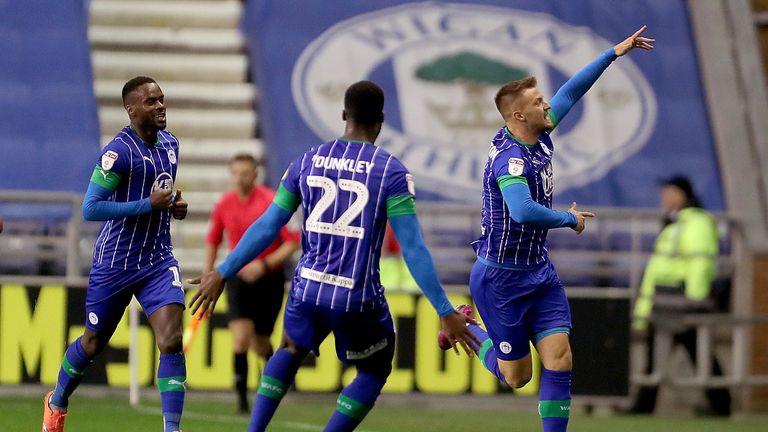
[470,260,571,361]
[85,258,186,334]
[283,296,395,367]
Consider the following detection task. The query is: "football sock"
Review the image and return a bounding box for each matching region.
[50,336,92,410]
[234,352,249,411]
[468,324,507,384]
[157,353,186,432]
[539,368,571,432]
[325,372,386,432]
[249,348,304,432]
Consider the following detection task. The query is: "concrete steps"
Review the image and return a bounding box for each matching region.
[90,1,242,29]
[89,26,244,53]
[98,107,256,139]
[95,80,256,109]
[90,0,257,275]
[100,136,262,163]
[92,51,247,83]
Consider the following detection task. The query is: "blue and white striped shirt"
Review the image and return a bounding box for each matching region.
[92,127,179,270]
[473,127,555,267]
[280,139,414,311]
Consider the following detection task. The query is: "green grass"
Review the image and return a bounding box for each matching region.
[10,393,766,432]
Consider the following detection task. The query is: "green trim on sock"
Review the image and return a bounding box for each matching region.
[61,356,85,379]
[258,375,288,400]
[478,339,494,364]
[157,376,187,392]
[336,394,371,420]
[538,400,571,418]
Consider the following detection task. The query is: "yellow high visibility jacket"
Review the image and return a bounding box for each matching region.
[632,207,719,330]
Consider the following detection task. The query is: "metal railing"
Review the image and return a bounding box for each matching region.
[3,190,765,401]
[634,313,768,388]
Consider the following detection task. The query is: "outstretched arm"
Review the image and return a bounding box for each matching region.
[549,26,655,127]
[389,214,454,317]
[216,204,294,279]
[390,213,481,355]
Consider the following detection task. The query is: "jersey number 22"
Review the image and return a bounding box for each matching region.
[305,176,369,239]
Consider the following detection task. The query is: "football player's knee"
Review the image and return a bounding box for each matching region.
[503,370,532,389]
[280,338,309,358]
[157,329,184,354]
[548,346,573,371]
[81,331,108,356]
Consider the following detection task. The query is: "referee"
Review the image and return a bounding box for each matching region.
[204,153,300,413]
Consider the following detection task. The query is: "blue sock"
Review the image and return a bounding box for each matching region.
[539,368,571,432]
[468,324,506,384]
[50,337,92,409]
[157,353,186,432]
[325,372,386,432]
[249,348,304,432]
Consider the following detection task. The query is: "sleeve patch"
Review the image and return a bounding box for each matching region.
[90,165,122,190]
[405,173,415,196]
[101,150,119,171]
[508,158,525,176]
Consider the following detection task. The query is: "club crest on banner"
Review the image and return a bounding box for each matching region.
[292,3,656,201]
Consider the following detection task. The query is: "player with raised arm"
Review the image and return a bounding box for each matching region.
[42,77,189,432]
[438,27,655,432]
[189,81,479,432]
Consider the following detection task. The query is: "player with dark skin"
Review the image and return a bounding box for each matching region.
[189,106,480,358]
[78,81,188,359]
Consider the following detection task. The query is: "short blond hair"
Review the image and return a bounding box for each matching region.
[494,76,537,117]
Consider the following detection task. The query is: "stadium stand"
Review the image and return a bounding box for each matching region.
[0,1,99,275]
[88,0,260,276]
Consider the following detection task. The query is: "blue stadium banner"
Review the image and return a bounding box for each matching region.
[244,0,723,209]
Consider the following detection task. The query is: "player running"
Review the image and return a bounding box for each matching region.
[189,80,479,432]
[42,77,189,432]
[440,27,655,432]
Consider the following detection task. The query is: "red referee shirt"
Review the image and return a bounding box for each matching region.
[206,185,300,262]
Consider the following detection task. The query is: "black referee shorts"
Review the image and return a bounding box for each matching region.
[226,270,286,336]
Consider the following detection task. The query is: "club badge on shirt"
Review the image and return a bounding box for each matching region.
[102,151,118,171]
[508,158,524,176]
[167,149,177,164]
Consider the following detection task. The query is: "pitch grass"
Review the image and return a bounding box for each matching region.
[7,393,766,432]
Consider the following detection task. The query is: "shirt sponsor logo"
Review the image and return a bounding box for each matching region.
[293,3,656,199]
[541,162,554,197]
[151,172,174,192]
[300,267,354,289]
[102,150,118,171]
[508,158,525,176]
